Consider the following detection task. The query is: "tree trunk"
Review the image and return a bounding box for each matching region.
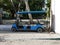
[24,0,33,22]
[0,8,3,24]
[10,0,16,18]
[17,2,21,22]
[10,0,16,12]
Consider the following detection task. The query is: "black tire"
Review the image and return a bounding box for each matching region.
[11,28,17,32]
[37,28,43,33]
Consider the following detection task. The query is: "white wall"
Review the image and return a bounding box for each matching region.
[51,0,60,33]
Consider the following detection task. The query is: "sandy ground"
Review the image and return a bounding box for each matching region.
[0,40,60,45]
[0,33,59,45]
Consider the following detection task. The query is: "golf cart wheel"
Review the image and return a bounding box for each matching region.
[37,28,43,33]
[11,28,17,32]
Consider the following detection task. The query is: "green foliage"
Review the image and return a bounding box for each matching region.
[0,0,51,19]
[28,0,44,11]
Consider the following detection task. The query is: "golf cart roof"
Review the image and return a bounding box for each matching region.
[16,11,46,14]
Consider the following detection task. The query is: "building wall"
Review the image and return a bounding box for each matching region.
[51,0,60,33]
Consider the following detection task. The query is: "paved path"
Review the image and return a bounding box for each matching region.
[0,25,12,30]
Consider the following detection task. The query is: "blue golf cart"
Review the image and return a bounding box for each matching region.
[11,11,46,32]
